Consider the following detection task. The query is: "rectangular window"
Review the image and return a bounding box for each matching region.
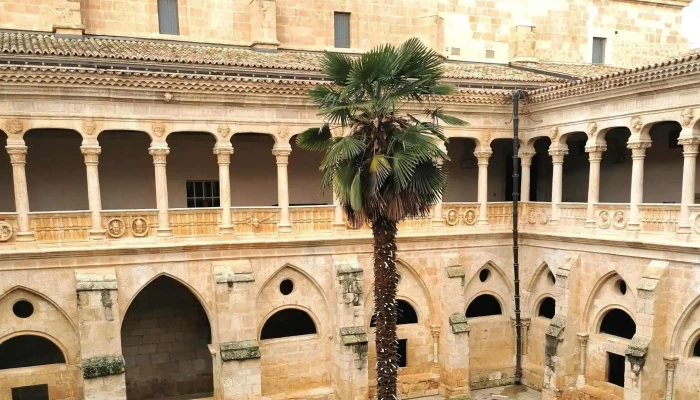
[397,338,407,368]
[158,0,180,35]
[607,352,625,387]
[186,181,220,208]
[592,37,606,64]
[334,12,351,48]
[12,384,49,400]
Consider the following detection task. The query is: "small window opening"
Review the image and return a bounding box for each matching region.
[479,269,490,282]
[0,336,65,370]
[617,280,627,295]
[370,299,418,327]
[261,309,317,340]
[693,337,700,357]
[607,352,625,387]
[538,297,556,319]
[466,294,502,318]
[600,309,636,339]
[158,0,180,35]
[279,279,294,295]
[334,12,351,48]
[13,300,34,318]
[11,384,49,400]
[398,338,407,368]
[186,181,220,208]
[592,37,606,64]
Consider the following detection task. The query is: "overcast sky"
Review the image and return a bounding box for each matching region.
[683,0,700,48]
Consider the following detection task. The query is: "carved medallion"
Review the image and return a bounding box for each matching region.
[217,124,231,139]
[152,122,166,138]
[630,116,643,133]
[131,217,149,237]
[445,209,459,226]
[681,108,694,128]
[587,122,598,137]
[597,211,611,229]
[528,208,537,225]
[277,126,289,139]
[0,221,13,242]
[106,218,126,238]
[694,215,700,234]
[82,119,97,136]
[539,211,549,225]
[163,92,173,103]
[612,211,627,229]
[5,119,23,135]
[463,209,477,225]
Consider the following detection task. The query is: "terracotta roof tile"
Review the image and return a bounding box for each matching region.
[0,32,562,84]
[510,61,626,79]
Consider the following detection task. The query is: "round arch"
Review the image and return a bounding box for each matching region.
[0,331,69,369]
[582,270,635,331]
[671,294,700,354]
[536,295,556,319]
[258,305,320,340]
[684,328,700,358]
[465,291,506,318]
[364,258,436,319]
[596,307,637,340]
[368,297,421,328]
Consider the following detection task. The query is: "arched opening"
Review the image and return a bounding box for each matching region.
[0,131,14,212]
[531,137,553,201]
[489,138,524,201]
[121,276,213,400]
[443,138,478,202]
[25,129,87,211]
[230,133,277,206]
[289,134,331,206]
[370,299,419,327]
[643,121,684,203]
[261,308,317,340]
[166,132,218,208]
[538,297,556,319]
[599,308,636,339]
[98,130,156,209]
[693,337,700,357]
[600,128,632,203]
[466,294,503,318]
[0,335,65,370]
[562,132,589,202]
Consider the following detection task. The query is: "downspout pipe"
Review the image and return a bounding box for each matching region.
[512,89,524,385]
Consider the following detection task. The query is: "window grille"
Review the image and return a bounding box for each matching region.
[592,37,606,64]
[186,181,220,208]
[158,0,180,35]
[334,12,351,48]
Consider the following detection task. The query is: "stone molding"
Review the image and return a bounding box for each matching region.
[75,272,118,291]
[448,313,470,334]
[82,355,125,379]
[339,327,369,345]
[213,261,255,285]
[220,340,261,361]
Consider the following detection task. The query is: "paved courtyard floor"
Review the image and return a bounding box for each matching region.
[419,385,541,400]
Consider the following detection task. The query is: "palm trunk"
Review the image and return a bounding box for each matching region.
[372,217,399,400]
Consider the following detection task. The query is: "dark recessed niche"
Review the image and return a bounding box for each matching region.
[13,300,34,319]
[479,269,490,282]
[279,279,294,295]
[617,280,628,295]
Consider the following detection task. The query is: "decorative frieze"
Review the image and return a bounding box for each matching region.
[220,340,261,361]
[82,355,125,379]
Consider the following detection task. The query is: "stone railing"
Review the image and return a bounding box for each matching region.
[0,202,698,246]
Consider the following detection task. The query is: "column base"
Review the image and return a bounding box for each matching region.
[476,219,488,226]
[15,231,36,242]
[277,223,292,233]
[431,218,445,227]
[627,223,641,231]
[156,228,173,237]
[677,224,692,235]
[550,219,560,226]
[585,219,597,229]
[332,222,346,231]
[88,229,106,240]
[218,225,234,235]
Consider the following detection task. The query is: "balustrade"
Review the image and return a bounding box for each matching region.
[639,204,681,234]
[558,203,587,229]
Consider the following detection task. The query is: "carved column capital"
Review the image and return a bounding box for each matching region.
[430,325,441,338]
[474,149,492,165]
[519,150,536,165]
[81,146,101,165]
[678,137,700,155]
[549,147,568,163]
[272,147,291,164]
[149,147,170,164]
[663,355,679,371]
[6,145,27,165]
[585,145,607,162]
[214,147,234,164]
[577,332,589,345]
[627,141,652,158]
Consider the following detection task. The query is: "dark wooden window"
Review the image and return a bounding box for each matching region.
[334,12,351,48]
[186,181,220,208]
[398,339,407,368]
[592,37,606,64]
[158,0,180,35]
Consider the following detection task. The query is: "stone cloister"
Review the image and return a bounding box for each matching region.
[0,31,699,400]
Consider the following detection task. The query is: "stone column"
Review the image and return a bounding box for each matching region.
[549,147,568,226]
[432,142,447,227]
[149,147,173,237]
[627,141,651,230]
[6,145,34,241]
[585,146,606,228]
[332,193,345,230]
[81,146,106,240]
[576,333,589,387]
[475,149,492,225]
[678,138,699,233]
[519,151,535,203]
[431,325,440,363]
[75,270,127,400]
[214,146,234,235]
[272,147,292,233]
[663,356,679,400]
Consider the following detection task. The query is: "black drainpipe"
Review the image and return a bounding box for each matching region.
[512,89,524,385]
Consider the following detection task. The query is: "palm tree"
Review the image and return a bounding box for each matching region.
[296,38,466,399]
